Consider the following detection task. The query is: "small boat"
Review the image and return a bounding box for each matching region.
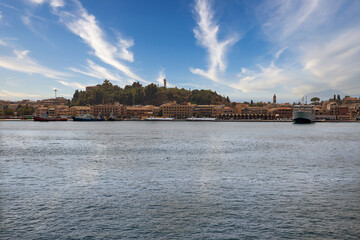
[292,105,315,123]
[144,117,174,121]
[33,116,68,121]
[73,114,105,121]
[186,117,216,121]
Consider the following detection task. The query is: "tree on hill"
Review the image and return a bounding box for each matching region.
[16,105,35,116]
[3,108,14,116]
[70,80,230,106]
[311,97,320,104]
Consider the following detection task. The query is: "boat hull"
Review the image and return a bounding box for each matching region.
[293,118,313,124]
[186,117,216,121]
[73,117,105,121]
[33,116,68,121]
[292,111,314,124]
[144,117,174,121]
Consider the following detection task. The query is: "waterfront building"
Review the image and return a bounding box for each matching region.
[343,96,360,105]
[55,105,70,117]
[92,104,126,118]
[36,97,68,106]
[239,107,272,120]
[274,107,293,120]
[338,106,351,120]
[35,106,56,117]
[70,106,92,117]
[35,106,49,116]
[233,103,248,114]
[328,102,339,116]
[126,105,157,118]
[161,102,195,119]
[193,105,214,117]
[213,105,234,119]
[48,107,55,117]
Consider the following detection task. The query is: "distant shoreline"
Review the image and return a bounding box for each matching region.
[1,119,359,123]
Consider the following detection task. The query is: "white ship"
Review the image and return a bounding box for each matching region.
[292,105,315,123]
[144,117,174,121]
[186,117,217,121]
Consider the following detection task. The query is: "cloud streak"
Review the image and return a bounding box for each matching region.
[301,27,360,94]
[0,49,68,79]
[58,80,85,89]
[70,59,122,82]
[238,0,360,97]
[190,0,239,82]
[0,89,43,100]
[50,0,147,83]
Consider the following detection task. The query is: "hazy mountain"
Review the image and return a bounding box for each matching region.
[305,89,348,101]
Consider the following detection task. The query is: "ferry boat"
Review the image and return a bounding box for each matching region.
[292,105,315,123]
[144,117,174,121]
[186,117,216,121]
[73,114,105,121]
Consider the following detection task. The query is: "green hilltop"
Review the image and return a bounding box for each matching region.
[71,80,231,106]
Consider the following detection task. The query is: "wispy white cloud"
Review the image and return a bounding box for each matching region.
[233,63,292,93]
[0,39,7,46]
[0,49,68,79]
[232,48,323,98]
[28,0,64,8]
[29,0,46,5]
[70,59,122,82]
[0,89,43,100]
[190,0,239,82]
[21,15,31,26]
[301,27,360,94]
[50,0,65,8]
[249,0,360,96]
[58,80,85,89]
[49,0,147,83]
[116,35,134,62]
[258,0,317,42]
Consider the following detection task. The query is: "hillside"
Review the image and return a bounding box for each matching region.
[71,80,231,106]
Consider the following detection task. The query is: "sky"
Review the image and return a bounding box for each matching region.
[0,0,360,102]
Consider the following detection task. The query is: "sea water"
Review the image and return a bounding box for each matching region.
[0,121,359,239]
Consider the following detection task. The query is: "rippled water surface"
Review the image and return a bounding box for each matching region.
[1,121,359,239]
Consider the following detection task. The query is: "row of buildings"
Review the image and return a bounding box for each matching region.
[1,96,360,120]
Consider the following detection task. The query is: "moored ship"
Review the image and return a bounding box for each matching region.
[186,117,216,121]
[144,117,174,121]
[292,105,315,123]
[33,113,68,121]
[33,116,68,121]
[73,114,105,121]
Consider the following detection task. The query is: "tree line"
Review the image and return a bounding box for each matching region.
[1,105,35,116]
[71,80,231,106]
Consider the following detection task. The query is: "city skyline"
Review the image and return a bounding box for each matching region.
[0,0,360,102]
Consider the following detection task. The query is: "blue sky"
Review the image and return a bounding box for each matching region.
[0,0,360,102]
